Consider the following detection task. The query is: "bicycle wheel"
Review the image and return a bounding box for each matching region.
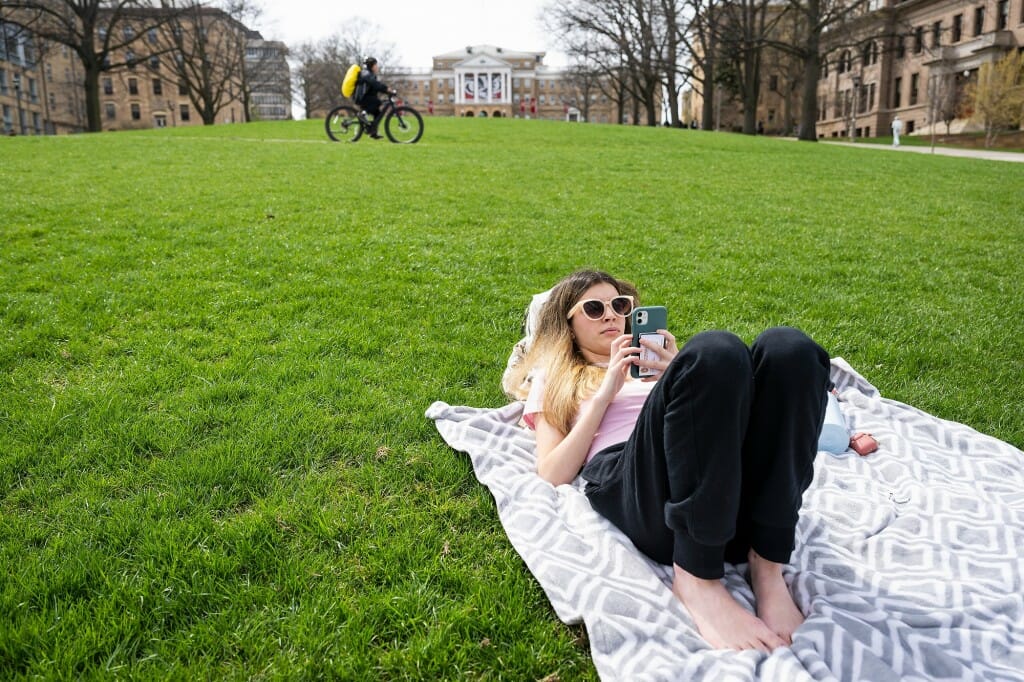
[325,105,363,142]
[384,106,424,144]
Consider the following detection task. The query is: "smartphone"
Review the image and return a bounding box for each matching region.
[630,306,667,379]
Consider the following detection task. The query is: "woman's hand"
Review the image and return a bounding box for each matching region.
[636,329,679,381]
[593,334,639,403]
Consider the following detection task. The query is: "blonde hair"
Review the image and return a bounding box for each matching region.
[512,270,639,435]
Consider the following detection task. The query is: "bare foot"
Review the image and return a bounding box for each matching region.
[748,549,805,644]
[672,564,787,651]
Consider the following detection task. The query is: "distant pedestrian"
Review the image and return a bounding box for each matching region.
[891,116,903,147]
[757,120,764,135]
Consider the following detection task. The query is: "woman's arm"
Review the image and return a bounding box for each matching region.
[534,335,637,486]
[534,394,613,486]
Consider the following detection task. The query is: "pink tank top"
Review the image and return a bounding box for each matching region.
[523,370,654,462]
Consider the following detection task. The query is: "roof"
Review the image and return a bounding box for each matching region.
[433,45,545,60]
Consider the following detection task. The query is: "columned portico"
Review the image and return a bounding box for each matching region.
[456,66,512,106]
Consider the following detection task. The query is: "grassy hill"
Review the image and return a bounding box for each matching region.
[2,118,1022,679]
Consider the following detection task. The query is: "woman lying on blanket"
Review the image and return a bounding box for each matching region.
[513,269,831,652]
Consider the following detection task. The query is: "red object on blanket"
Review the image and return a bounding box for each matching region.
[850,432,879,456]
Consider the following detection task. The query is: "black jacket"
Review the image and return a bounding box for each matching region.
[355,70,389,105]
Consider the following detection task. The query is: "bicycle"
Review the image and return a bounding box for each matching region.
[325,94,424,144]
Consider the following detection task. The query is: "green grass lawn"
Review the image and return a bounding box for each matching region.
[2,118,1023,679]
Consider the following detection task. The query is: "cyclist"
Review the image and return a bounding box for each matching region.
[355,56,396,140]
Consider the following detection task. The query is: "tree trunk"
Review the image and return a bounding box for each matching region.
[83,64,102,132]
[742,60,759,134]
[702,28,717,130]
[646,81,658,125]
[797,47,819,141]
[796,0,820,142]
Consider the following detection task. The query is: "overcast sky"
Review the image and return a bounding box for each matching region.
[256,0,568,69]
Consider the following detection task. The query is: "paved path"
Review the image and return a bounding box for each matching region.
[822,140,1024,163]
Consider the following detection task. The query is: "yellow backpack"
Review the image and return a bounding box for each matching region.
[341,64,361,98]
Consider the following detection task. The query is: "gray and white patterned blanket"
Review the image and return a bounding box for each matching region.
[426,359,1024,681]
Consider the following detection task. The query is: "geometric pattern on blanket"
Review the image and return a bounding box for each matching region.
[426,358,1024,681]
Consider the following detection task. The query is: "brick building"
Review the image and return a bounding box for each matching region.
[0,10,290,135]
[391,45,630,123]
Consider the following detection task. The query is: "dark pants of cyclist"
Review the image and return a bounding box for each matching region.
[361,96,382,134]
[581,326,831,580]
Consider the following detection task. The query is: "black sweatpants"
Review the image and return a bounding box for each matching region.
[580,327,831,580]
[360,96,382,133]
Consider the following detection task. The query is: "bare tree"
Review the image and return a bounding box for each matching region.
[563,45,605,121]
[925,59,957,150]
[546,0,666,126]
[759,7,804,134]
[657,0,684,126]
[162,1,249,125]
[1,0,182,132]
[716,0,781,134]
[764,0,874,141]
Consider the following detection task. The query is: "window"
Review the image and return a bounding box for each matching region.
[48,92,55,109]
[906,119,914,134]
[131,103,140,120]
[152,78,162,95]
[149,56,159,70]
[105,102,116,119]
[932,21,941,47]
[914,26,924,53]
[155,113,167,128]
[180,104,190,121]
[953,14,963,42]
[32,111,40,133]
[28,77,37,103]
[0,69,7,95]
[2,104,12,133]
[893,77,902,107]
[839,50,850,73]
[178,81,187,96]
[148,29,158,44]
[896,35,905,59]
[910,73,919,105]
[103,77,113,95]
[820,59,828,80]
[123,24,134,41]
[997,0,1008,29]
[128,78,138,95]
[126,49,136,69]
[974,6,985,36]
[45,63,52,81]
[769,75,778,91]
